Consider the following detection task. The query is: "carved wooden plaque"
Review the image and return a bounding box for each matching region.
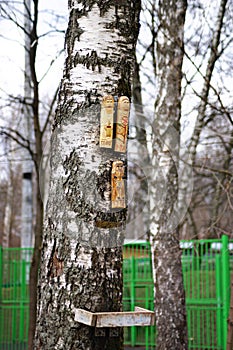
[111,161,126,209]
[99,95,114,148]
[114,96,130,153]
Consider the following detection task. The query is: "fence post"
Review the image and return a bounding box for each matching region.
[130,255,136,347]
[216,254,223,348]
[222,234,230,350]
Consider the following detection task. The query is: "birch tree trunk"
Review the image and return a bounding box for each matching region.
[149,1,188,349]
[34,2,141,349]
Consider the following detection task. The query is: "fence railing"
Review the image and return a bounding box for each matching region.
[0,235,231,349]
[0,247,33,350]
[123,235,230,350]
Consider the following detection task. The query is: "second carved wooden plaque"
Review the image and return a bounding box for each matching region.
[99,95,114,149]
[114,96,130,153]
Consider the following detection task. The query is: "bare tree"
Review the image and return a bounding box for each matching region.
[0,0,66,347]
[0,138,21,247]
[34,1,141,349]
[149,1,188,348]
[137,0,232,241]
[180,0,233,239]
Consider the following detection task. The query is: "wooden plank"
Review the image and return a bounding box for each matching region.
[134,306,153,313]
[74,307,155,327]
[96,310,154,327]
[114,96,130,153]
[134,307,155,325]
[75,308,96,326]
[99,95,114,149]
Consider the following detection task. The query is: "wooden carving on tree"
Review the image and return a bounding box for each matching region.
[114,96,130,153]
[111,160,126,209]
[100,95,114,149]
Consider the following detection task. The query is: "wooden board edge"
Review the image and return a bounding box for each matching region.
[74,307,155,327]
[134,306,154,313]
[74,308,96,326]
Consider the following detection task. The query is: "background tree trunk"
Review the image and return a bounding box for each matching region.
[149,0,188,349]
[34,2,141,349]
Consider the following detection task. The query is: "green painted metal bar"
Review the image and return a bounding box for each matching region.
[12,260,18,342]
[145,286,149,350]
[186,307,192,347]
[185,298,219,305]
[130,255,136,347]
[196,304,201,347]
[206,246,211,348]
[221,234,230,350]
[19,259,27,341]
[215,254,222,348]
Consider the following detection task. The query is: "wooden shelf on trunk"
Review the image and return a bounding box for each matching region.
[74,306,155,327]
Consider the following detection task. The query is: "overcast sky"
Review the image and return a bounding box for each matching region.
[0,1,232,139]
[0,1,68,105]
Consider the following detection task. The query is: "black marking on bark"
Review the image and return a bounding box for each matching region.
[95,220,123,228]
[63,149,81,175]
[73,50,133,98]
[98,0,118,16]
[115,56,132,97]
[97,160,112,200]
[48,217,55,231]
[53,88,76,129]
[62,150,127,225]
[74,51,111,72]
[69,0,129,17]
[47,239,56,278]
[66,9,84,55]
[95,208,127,227]
[63,150,96,221]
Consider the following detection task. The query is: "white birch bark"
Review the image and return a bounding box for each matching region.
[149,1,188,348]
[35,2,141,349]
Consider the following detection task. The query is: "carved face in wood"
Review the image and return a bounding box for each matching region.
[112,161,124,179]
[119,96,129,108]
[102,95,114,114]
[100,95,114,148]
[114,96,130,153]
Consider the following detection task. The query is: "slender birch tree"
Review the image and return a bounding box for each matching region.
[34,1,141,349]
[149,1,188,349]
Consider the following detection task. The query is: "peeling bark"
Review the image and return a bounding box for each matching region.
[35,1,141,349]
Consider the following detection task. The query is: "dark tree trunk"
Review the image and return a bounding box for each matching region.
[34,2,141,349]
[28,177,43,350]
[150,0,188,349]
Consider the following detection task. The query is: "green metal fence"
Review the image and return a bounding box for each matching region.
[0,236,231,349]
[123,235,231,349]
[0,247,32,350]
